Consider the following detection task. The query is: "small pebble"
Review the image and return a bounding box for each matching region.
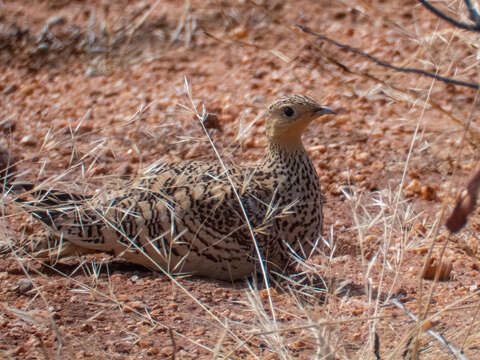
[3,85,18,95]
[16,278,33,294]
[20,135,36,146]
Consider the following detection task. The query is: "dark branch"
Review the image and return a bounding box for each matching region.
[168,327,176,360]
[464,0,480,24]
[297,24,479,90]
[374,332,381,360]
[417,0,480,31]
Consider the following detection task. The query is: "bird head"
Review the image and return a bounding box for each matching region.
[265,94,335,146]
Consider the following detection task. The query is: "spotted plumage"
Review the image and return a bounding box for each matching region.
[15,95,335,281]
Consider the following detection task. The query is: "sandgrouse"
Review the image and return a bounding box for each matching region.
[16,95,335,281]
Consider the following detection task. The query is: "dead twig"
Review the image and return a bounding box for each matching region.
[168,327,176,360]
[297,24,479,90]
[374,332,381,360]
[417,0,480,32]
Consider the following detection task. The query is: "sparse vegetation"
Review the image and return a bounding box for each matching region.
[1,0,480,359]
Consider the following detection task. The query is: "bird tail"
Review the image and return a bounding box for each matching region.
[14,187,92,227]
[1,186,98,258]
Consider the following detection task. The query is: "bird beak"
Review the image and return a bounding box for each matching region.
[315,106,336,116]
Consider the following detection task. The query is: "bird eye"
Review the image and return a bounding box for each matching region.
[283,106,294,117]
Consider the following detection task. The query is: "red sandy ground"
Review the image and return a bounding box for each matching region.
[0,0,479,359]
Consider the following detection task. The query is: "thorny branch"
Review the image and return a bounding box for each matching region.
[297,24,480,90]
[464,0,480,24]
[417,0,480,31]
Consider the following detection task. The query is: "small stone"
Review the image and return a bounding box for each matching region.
[371,160,385,171]
[16,278,33,294]
[311,144,326,153]
[421,185,436,201]
[117,294,129,302]
[114,341,132,354]
[150,309,163,318]
[260,287,278,300]
[34,43,50,54]
[421,258,453,281]
[81,323,93,332]
[146,347,160,355]
[353,173,366,182]
[12,346,26,355]
[138,339,153,349]
[202,113,222,131]
[3,85,18,95]
[159,347,173,357]
[76,351,94,358]
[252,95,265,103]
[407,247,428,255]
[289,340,307,351]
[193,327,207,336]
[405,179,421,196]
[231,26,248,39]
[364,235,378,244]
[355,152,369,162]
[86,67,102,77]
[20,135,36,146]
[421,319,433,331]
[167,303,178,311]
[124,301,145,312]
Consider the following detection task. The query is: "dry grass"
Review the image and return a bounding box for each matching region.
[2,0,480,359]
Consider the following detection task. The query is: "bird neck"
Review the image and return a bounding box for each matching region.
[266,140,308,163]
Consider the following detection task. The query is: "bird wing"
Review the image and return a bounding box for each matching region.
[15,161,276,258]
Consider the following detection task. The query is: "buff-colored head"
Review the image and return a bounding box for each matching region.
[265,95,335,145]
